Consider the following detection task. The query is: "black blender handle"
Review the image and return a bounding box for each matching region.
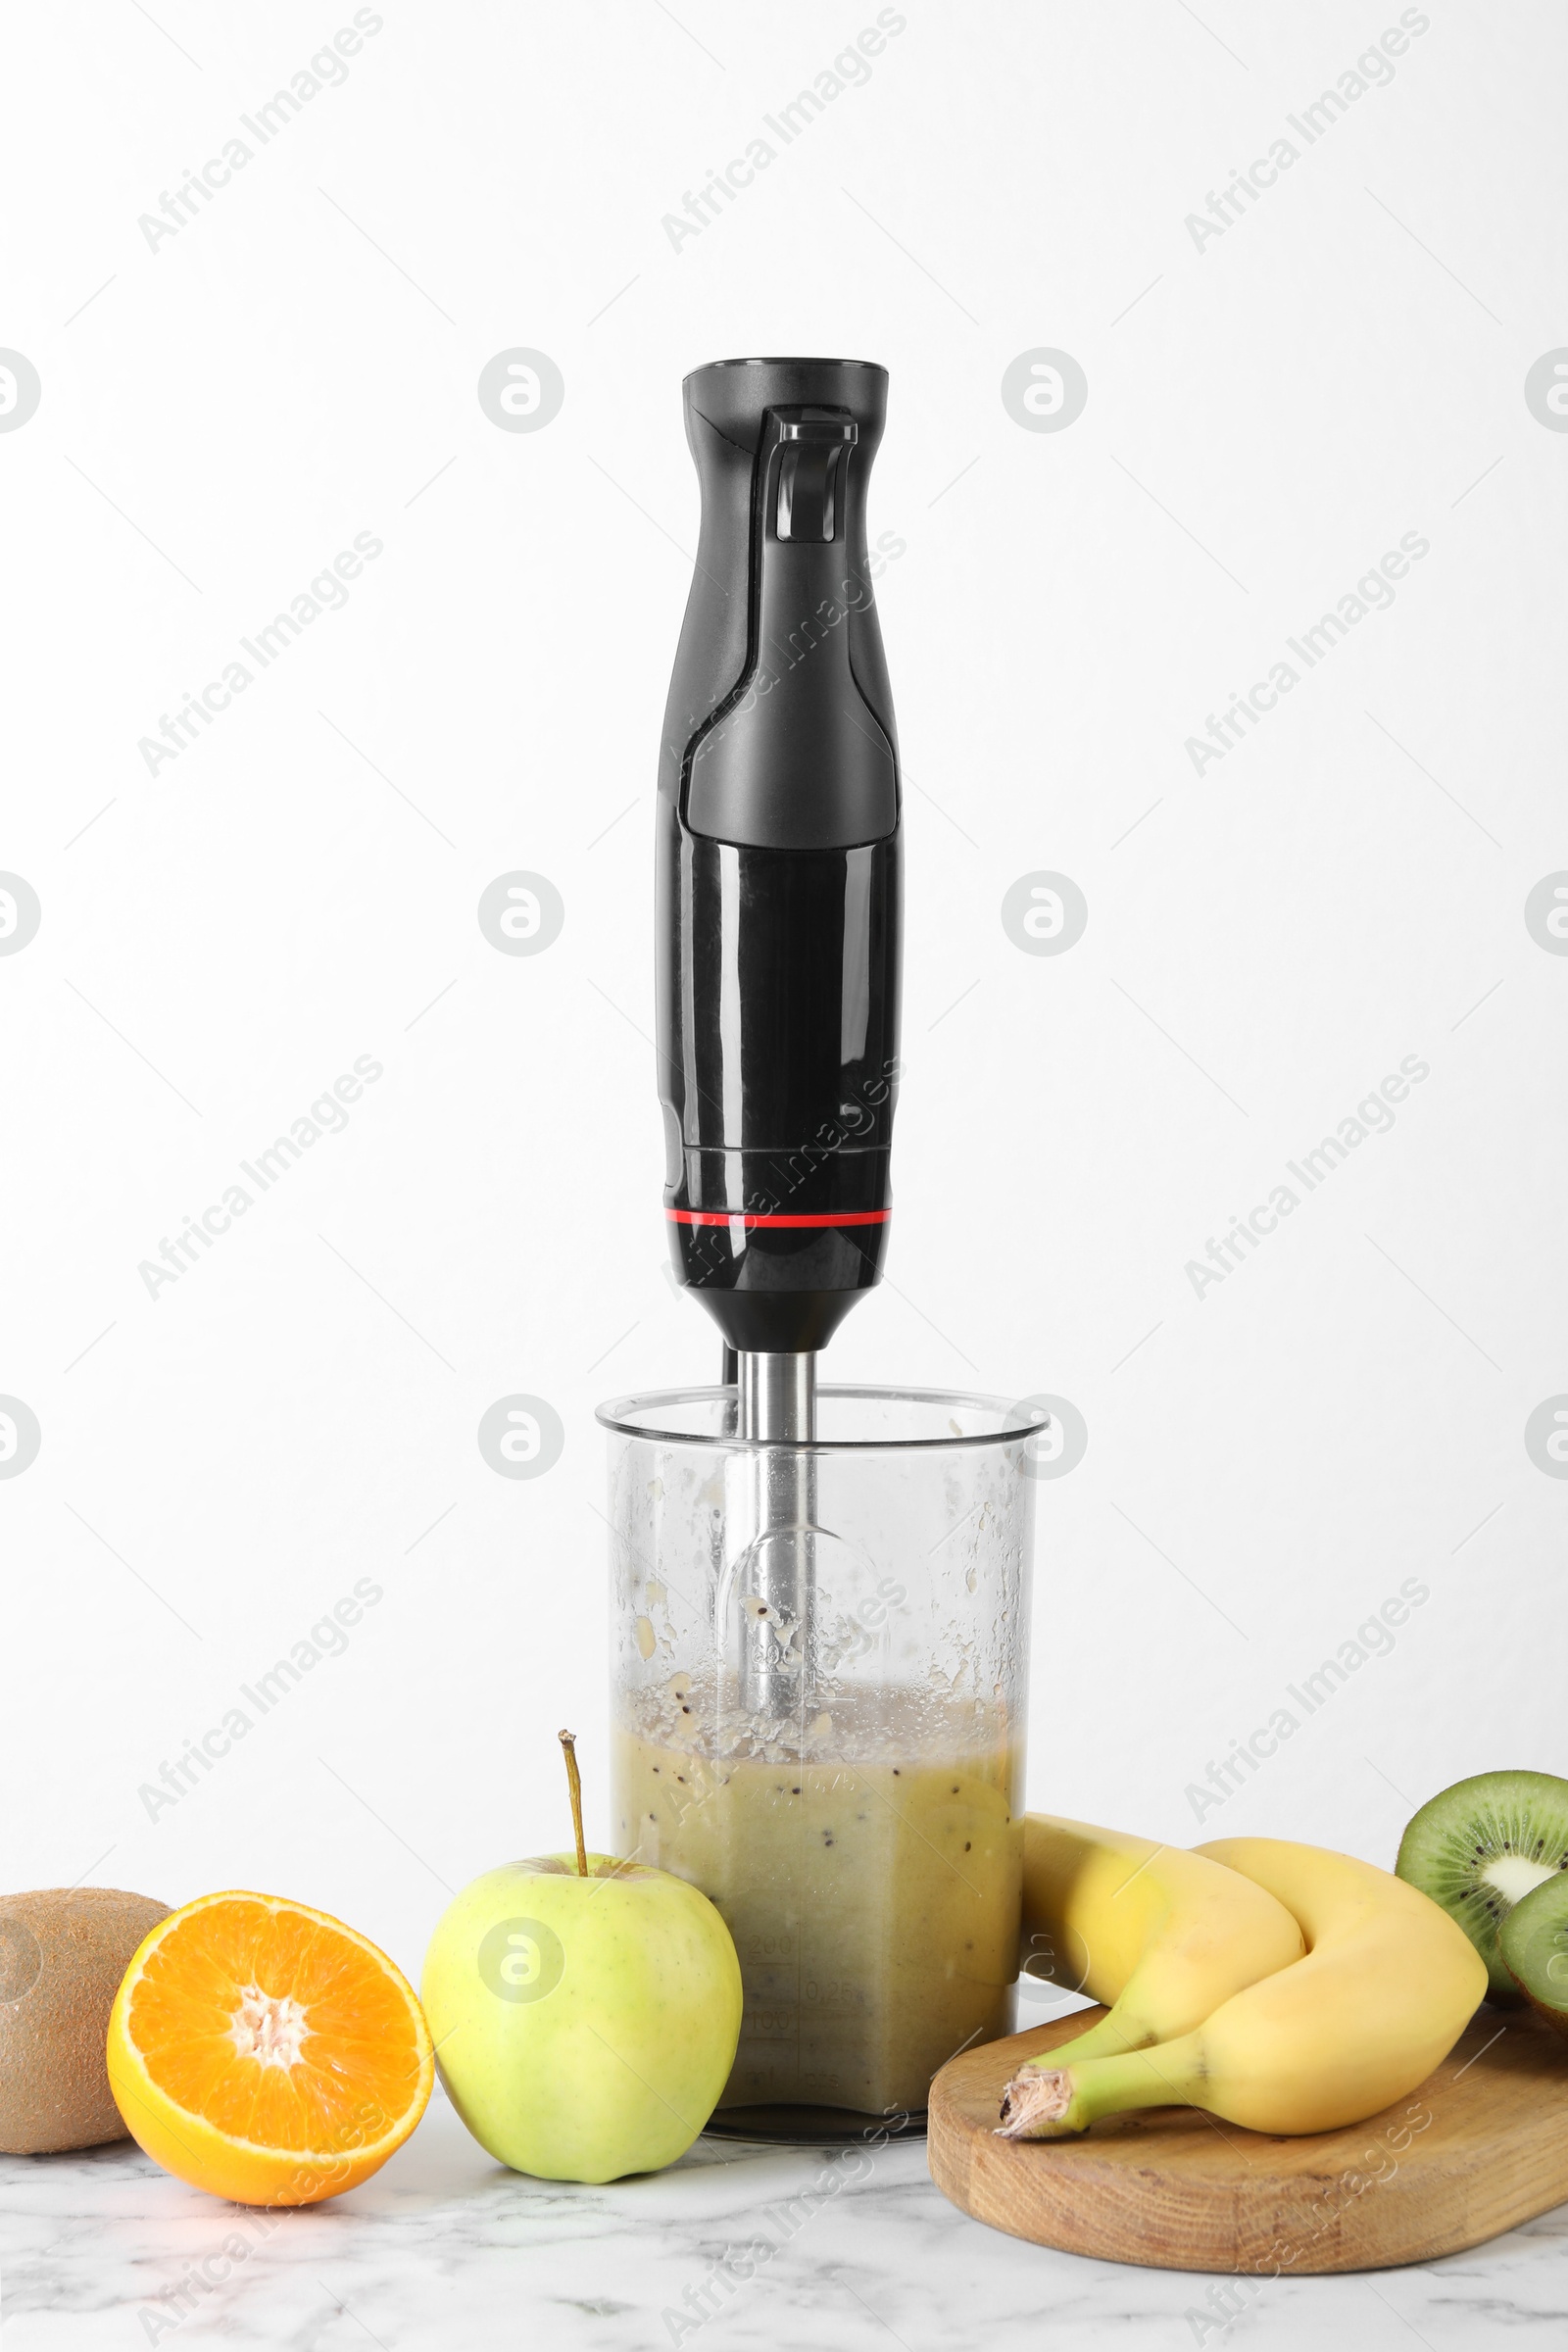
[660,358,900,850]
[656,359,903,1360]
[684,407,897,852]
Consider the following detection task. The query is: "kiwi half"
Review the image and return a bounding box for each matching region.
[1499,1872,1568,2036]
[1396,1769,1568,2003]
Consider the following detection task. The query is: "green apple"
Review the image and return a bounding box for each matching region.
[421,1741,741,2182]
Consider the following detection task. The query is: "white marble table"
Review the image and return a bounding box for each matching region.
[5,2083,1565,2352]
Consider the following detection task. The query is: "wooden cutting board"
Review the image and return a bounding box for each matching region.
[928,2003,1568,2274]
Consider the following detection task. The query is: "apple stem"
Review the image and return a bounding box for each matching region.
[559,1730,588,1878]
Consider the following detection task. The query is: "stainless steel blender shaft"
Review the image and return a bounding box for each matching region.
[738,1351,816,1446]
[736,1350,816,1718]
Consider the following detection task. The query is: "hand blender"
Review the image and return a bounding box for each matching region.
[656,357,902,1722]
[610,356,1034,2130]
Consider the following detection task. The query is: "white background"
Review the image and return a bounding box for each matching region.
[2,0,1565,2006]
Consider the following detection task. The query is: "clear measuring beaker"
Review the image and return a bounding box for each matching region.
[597,1384,1043,2134]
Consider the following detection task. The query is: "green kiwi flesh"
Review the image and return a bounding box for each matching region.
[1396,1770,1568,2002]
[1499,1872,1568,2036]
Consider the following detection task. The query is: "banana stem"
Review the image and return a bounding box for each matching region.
[1042,2011,1153,2068]
[998,2036,1202,2139]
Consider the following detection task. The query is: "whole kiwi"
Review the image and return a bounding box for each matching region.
[0,1887,171,2152]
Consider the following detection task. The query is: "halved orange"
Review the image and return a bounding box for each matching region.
[107,1889,432,2205]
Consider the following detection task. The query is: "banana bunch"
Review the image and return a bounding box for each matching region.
[1001,1829,1487,2139]
[1015,1815,1304,2063]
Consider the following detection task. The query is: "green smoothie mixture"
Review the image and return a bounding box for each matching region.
[613,1684,1020,2116]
